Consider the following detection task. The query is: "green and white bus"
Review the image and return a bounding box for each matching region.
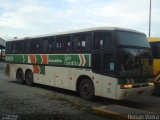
[5,27,154,100]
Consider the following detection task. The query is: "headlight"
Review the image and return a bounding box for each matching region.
[148,82,154,86]
[120,84,133,89]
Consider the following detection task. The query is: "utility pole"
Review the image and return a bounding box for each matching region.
[149,0,152,38]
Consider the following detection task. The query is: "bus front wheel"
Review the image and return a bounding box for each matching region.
[16,69,24,84]
[25,70,34,86]
[79,79,94,100]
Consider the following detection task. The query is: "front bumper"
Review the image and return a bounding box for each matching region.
[116,85,154,100]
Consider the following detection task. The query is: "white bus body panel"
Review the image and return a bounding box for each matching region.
[7,64,153,100]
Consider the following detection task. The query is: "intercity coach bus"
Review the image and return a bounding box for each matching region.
[5,27,154,100]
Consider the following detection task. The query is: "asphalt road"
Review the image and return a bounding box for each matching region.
[0,62,160,120]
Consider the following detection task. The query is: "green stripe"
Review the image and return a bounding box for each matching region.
[36,55,42,64]
[84,55,90,67]
[23,55,28,63]
[5,55,23,63]
[48,54,90,67]
[5,54,91,68]
[39,66,45,74]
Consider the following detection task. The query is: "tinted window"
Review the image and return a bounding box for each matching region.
[81,32,92,52]
[21,40,30,53]
[150,42,160,59]
[48,36,55,53]
[72,33,81,52]
[55,35,71,52]
[41,37,48,53]
[72,33,91,52]
[30,39,41,53]
[92,52,102,72]
[11,41,21,53]
[55,36,63,52]
[6,42,12,54]
[93,31,113,50]
[63,35,71,51]
[116,31,150,47]
[118,48,153,78]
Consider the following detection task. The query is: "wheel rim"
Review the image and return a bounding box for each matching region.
[83,82,91,96]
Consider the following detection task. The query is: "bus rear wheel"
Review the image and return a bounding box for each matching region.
[25,70,34,86]
[79,79,94,100]
[16,69,24,84]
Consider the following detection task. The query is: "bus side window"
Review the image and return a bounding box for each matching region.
[6,42,12,54]
[72,33,81,52]
[30,39,41,54]
[55,35,65,52]
[48,37,55,53]
[41,37,48,53]
[11,41,21,54]
[93,31,113,50]
[81,33,92,52]
[21,40,30,54]
[64,35,71,52]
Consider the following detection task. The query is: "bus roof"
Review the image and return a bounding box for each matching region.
[148,37,160,42]
[8,27,145,41]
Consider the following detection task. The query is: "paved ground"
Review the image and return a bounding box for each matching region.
[0,63,110,120]
[0,62,160,120]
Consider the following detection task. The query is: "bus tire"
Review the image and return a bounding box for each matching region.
[25,70,34,86]
[16,69,24,84]
[79,79,94,100]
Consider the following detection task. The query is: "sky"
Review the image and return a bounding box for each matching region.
[0,0,159,40]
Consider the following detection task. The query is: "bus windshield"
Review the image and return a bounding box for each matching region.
[116,31,150,47]
[118,48,153,78]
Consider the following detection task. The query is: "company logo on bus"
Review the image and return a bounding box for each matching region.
[5,56,13,61]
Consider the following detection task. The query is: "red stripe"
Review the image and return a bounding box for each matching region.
[42,55,48,64]
[29,54,39,74]
[29,54,36,63]
[33,65,40,74]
